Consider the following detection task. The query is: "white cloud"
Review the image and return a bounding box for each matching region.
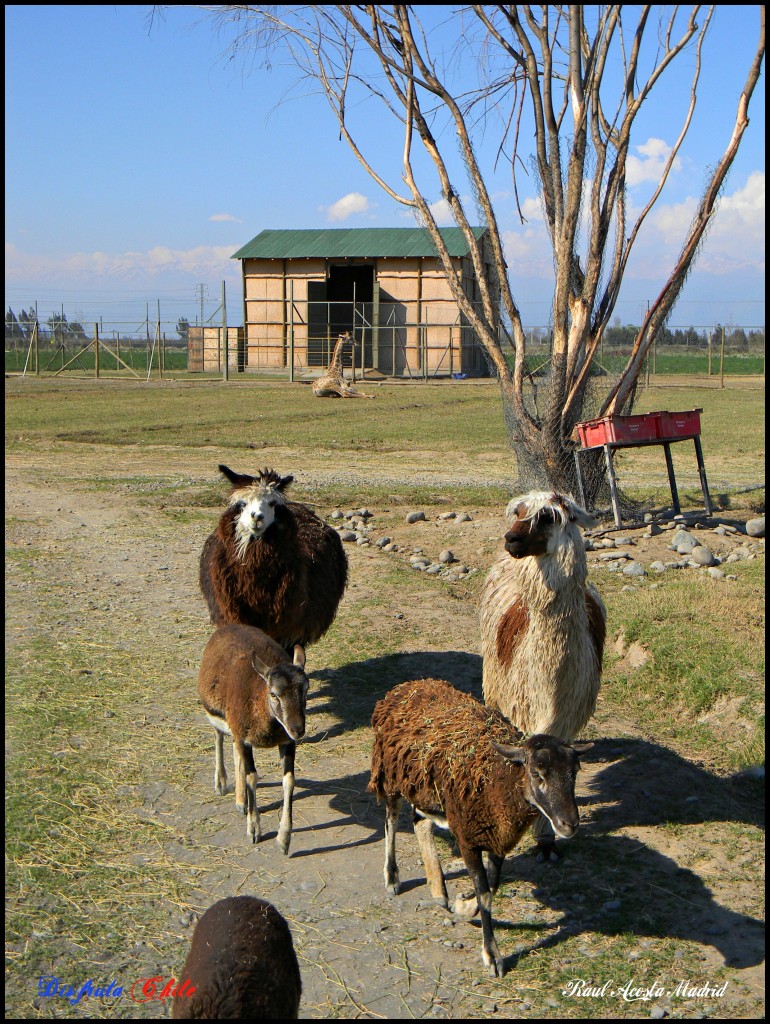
[208,213,241,223]
[627,170,765,277]
[501,227,554,281]
[626,137,683,187]
[323,192,370,222]
[520,196,544,222]
[699,170,765,272]
[428,198,454,225]
[4,242,241,287]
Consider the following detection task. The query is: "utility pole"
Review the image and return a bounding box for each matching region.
[194,283,208,327]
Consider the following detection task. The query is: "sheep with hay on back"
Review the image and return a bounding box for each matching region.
[479,490,606,860]
[199,466,348,662]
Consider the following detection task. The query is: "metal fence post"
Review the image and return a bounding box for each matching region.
[222,282,228,382]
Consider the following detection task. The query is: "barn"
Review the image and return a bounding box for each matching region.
[229,226,498,378]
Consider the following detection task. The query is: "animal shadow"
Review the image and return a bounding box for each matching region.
[579,737,764,832]
[305,650,483,739]
[497,833,764,971]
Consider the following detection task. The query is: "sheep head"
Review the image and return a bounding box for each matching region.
[493,735,592,839]
[251,652,309,743]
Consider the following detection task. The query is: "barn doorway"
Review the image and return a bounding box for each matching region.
[307,263,375,367]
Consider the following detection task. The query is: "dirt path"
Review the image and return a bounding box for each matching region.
[5,449,764,1019]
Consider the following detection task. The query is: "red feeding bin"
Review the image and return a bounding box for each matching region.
[576,409,703,448]
[576,412,662,448]
[657,409,702,439]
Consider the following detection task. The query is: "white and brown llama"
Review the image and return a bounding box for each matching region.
[199,466,348,662]
[479,491,606,860]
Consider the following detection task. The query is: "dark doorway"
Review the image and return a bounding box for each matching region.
[307,263,375,367]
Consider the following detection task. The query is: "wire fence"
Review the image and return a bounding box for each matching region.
[4,302,765,380]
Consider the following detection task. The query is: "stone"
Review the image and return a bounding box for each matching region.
[339,530,357,542]
[746,517,765,537]
[438,550,456,564]
[649,561,668,573]
[437,511,456,520]
[725,548,750,562]
[455,512,473,523]
[690,545,716,566]
[331,509,343,520]
[376,536,391,548]
[623,562,647,577]
[406,511,426,523]
[707,567,726,579]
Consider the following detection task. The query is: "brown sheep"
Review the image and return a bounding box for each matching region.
[479,490,606,860]
[369,678,591,977]
[199,466,348,662]
[172,896,301,1019]
[198,623,308,855]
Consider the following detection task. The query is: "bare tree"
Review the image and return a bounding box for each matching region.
[168,5,764,494]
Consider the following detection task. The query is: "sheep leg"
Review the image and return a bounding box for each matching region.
[383,794,402,895]
[233,741,246,814]
[533,812,559,863]
[234,740,261,843]
[276,740,296,856]
[413,814,448,908]
[459,841,504,978]
[454,852,503,919]
[213,729,227,795]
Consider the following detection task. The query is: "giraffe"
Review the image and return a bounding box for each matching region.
[312,332,374,398]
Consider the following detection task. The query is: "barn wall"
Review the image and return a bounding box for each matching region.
[238,246,497,376]
[188,327,244,372]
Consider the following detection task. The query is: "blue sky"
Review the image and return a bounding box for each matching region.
[5,5,765,332]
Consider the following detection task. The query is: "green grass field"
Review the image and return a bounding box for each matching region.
[5,375,765,1018]
[5,345,765,377]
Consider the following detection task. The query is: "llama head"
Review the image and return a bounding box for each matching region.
[218,466,294,558]
[502,491,595,559]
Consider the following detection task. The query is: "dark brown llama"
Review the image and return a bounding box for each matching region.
[199,466,348,661]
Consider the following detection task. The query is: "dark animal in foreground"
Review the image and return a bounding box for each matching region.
[199,465,348,661]
[369,678,591,977]
[172,896,301,1019]
[198,623,308,855]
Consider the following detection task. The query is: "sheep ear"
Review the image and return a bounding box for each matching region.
[219,465,255,490]
[492,741,527,765]
[292,644,306,669]
[251,654,272,680]
[571,741,594,755]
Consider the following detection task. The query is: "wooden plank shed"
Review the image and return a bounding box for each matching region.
[230,226,498,377]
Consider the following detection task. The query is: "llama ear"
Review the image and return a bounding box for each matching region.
[492,741,527,765]
[564,497,597,529]
[219,465,255,490]
[277,474,294,492]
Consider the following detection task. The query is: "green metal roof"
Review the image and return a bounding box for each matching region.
[232,226,487,260]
